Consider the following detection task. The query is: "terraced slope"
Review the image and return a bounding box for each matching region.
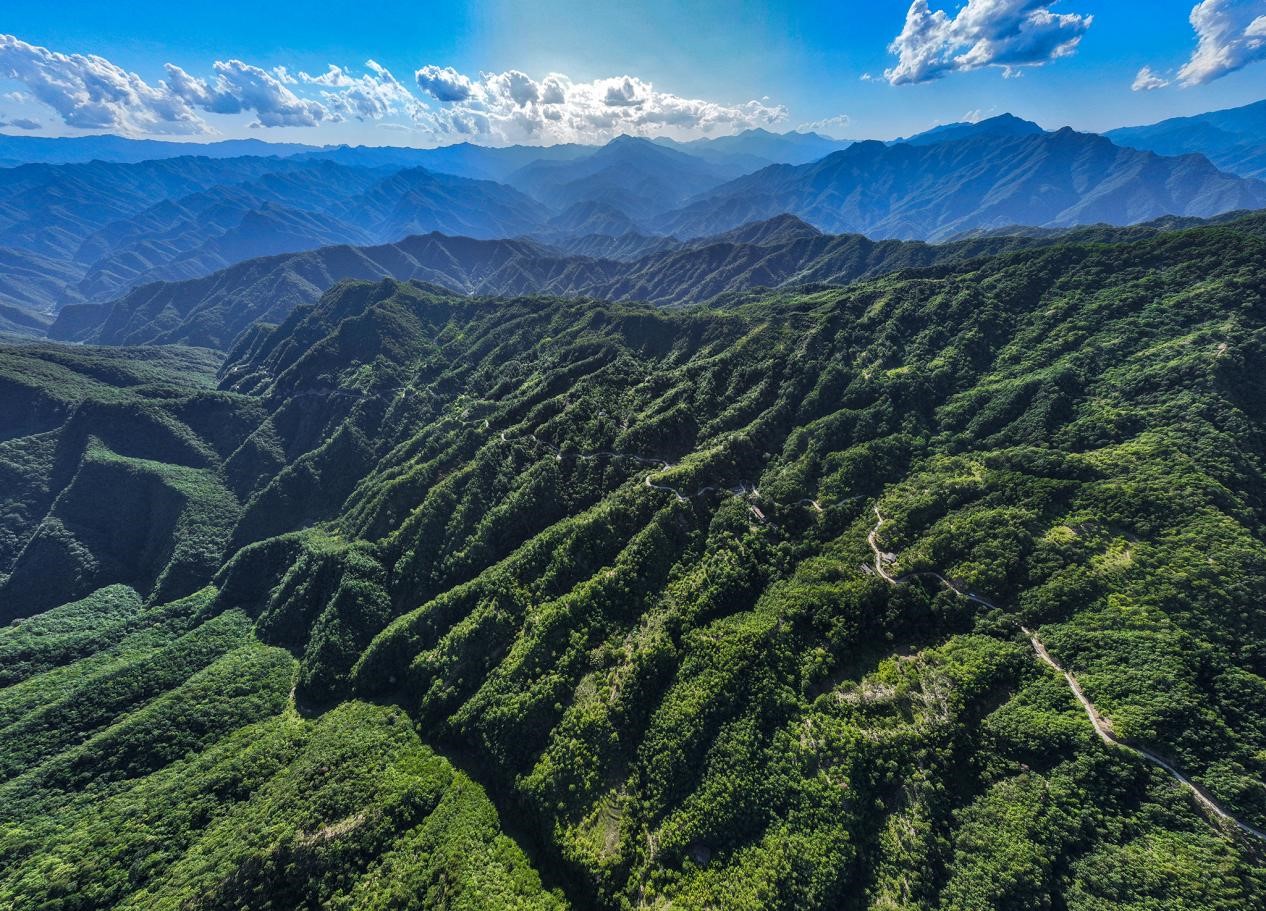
[4,221,1266,908]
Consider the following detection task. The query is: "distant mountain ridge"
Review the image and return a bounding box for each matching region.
[653,125,1266,240]
[0,156,548,321]
[51,211,1266,350]
[6,111,1266,338]
[1108,98,1266,180]
[894,113,1046,146]
[503,136,742,220]
[654,128,853,168]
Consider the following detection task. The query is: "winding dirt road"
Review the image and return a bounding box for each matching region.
[867,506,1266,846]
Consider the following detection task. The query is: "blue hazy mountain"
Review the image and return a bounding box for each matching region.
[0,155,548,319]
[654,127,853,168]
[894,113,1046,146]
[654,126,1266,240]
[0,133,321,164]
[6,109,1266,335]
[1107,98,1266,179]
[293,141,593,181]
[504,135,741,220]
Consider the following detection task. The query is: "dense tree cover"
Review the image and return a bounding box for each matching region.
[5,216,1266,907]
[0,587,564,910]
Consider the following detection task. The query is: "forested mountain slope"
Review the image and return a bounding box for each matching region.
[4,219,1266,908]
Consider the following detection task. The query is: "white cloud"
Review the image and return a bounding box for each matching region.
[1132,65,1170,91]
[796,114,851,136]
[300,60,426,121]
[0,33,790,143]
[166,59,334,127]
[412,67,787,144]
[415,65,477,102]
[0,33,206,134]
[885,0,1093,85]
[1175,0,1266,85]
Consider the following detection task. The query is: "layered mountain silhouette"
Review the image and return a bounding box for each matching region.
[0,156,547,325]
[653,127,853,169]
[503,135,742,220]
[1108,98,1266,180]
[5,109,1266,342]
[52,211,1266,350]
[654,121,1266,240]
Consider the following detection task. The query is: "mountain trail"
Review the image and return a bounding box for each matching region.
[867,505,1266,846]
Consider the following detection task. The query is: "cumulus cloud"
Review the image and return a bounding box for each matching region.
[885,0,1093,85]
[166,59,334,127]
[0,34,206,133]
[0,35,430,133]
[412,66,787,143]
[0,33,790,143]
[0,116,41,130]
[416,65,477,102]
[1132,65,1170,91]
[1175,0,1266,85]
[300,60,425,121]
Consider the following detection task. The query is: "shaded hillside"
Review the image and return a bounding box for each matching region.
[894,113,1045,146]
[655,127,1266,240]
[6,221,1266,907]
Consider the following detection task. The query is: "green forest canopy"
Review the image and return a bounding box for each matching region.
[3,217,1266,908]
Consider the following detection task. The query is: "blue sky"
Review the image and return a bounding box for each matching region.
[1,1,1265,146]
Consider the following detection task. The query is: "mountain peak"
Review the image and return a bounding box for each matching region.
[701,213,823,247]
[605,133,655,149]
[897,114,1044,147]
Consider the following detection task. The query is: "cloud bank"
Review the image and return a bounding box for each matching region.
[0,33,788,144]
[165,60,335,128]
[0,34,205,133]
[413,67,787,144]
[796,114,851,136]
[1131,65,1170,91]
[885,0,1093,85]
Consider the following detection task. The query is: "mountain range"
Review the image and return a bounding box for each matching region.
[50,211,1266,350]
[1108,98,1266,180]
[7,77,1266,911]
[4,215,1266,908]
[3,101,1266,345]
[654,122,1266,240]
